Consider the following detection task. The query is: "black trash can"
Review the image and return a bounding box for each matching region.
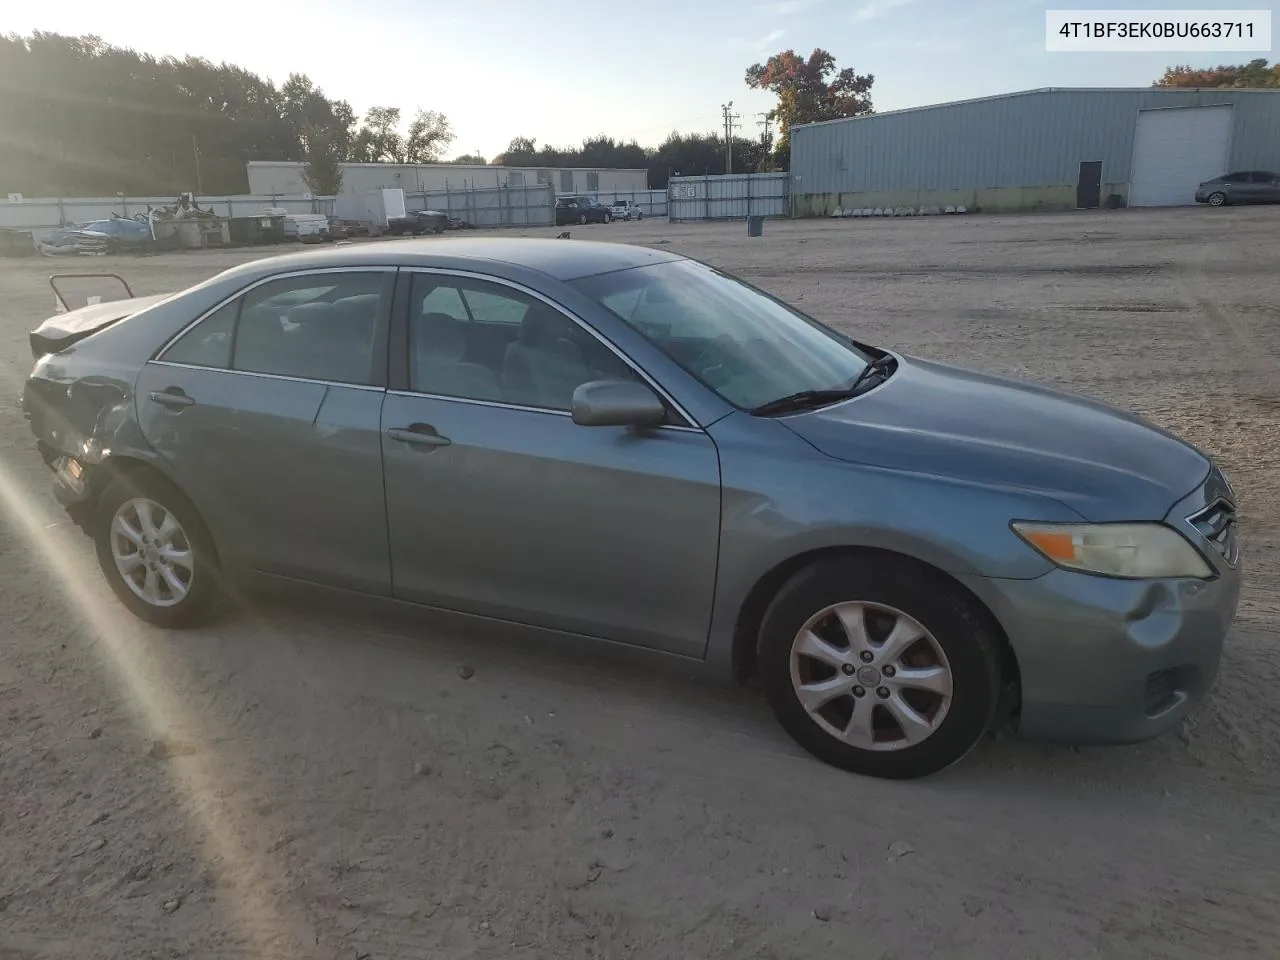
[747,215,764,237]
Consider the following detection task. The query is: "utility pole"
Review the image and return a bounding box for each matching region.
[191,134,204,196]
[721,101,741,174]
[757,113,774,171]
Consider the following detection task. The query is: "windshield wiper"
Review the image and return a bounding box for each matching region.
[749,354,896,417]
[846,352,895,393]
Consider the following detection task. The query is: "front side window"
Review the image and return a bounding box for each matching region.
[571,259,872,410]
[1221,172,1250,183]
[408,274,636,410]
[159,272,388,386]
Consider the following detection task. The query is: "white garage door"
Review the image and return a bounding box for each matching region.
[1130,105,1233,207]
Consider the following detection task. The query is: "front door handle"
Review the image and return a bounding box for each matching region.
[387,423,451,448]
[149,388,195,409]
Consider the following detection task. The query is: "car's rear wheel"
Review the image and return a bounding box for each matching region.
[93,471,221,628]
[758,554,1001,780]
[578,214,588,225]
[1208,191,1227,206]
[637,212,644,220]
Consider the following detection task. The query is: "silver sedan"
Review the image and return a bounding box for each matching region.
[24,239,1241,779]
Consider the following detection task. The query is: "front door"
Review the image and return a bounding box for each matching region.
[1242,171,1280,203]
[1076,161,1102,209]
[135,268,395,594]
[380,271,722,658]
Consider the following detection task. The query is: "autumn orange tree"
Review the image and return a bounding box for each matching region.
[1155,58,1279,88]
[745,49,874,166]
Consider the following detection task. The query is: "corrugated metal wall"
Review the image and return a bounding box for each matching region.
[790,88,1280,212]
[405,183,555,228]
[247,162,648,197]
[0,194,333,236]
[668,173,790,222]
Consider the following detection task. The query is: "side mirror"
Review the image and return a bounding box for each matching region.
[571,379,667,428]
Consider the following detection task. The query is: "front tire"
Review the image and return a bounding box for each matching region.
[1207,191,1227,207]
[758,554,1001,780]
[93,471,222,628]
[578,214,588,225]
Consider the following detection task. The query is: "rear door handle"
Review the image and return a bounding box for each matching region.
[149,388,195,409]
[387,424,451,447]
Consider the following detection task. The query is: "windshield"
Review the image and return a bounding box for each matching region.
[571,259,873,409]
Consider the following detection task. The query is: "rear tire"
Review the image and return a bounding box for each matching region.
[93,470,222,628]
[758,554,1001,780]
[578,214,587,225]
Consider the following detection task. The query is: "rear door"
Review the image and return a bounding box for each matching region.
[1250,171,1280,202]
[134,267,396,594]
[1219,171,1251,200]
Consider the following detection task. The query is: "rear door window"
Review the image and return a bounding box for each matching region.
[158,271,392,386]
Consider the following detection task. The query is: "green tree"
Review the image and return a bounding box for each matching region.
[745,48,874,164]
[405,109,454,162]
[300,121,345,195]
[350,105,403,162]
[450,153,487,164]
[1155,58,1280,88]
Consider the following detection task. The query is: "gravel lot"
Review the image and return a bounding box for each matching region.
[2,208,1279,959]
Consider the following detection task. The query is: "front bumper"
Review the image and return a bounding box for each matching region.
[961,472,1241,745]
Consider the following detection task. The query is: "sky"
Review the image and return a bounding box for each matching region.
[2,0,1274,159]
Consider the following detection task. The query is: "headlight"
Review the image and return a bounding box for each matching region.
[1011,521,1214,580]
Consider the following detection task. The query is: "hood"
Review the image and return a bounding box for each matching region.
[781,355,1209,522]
[29,293,172,359]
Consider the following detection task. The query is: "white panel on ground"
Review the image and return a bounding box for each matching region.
[1130,106,1233,207]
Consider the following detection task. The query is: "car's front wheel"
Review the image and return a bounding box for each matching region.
[759,554,1001,779]
[578,214,588,225]
[604,212,612,223]
[1207,191,1227,206]
[93,470,222,628]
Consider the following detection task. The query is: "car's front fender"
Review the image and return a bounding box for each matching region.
[701,412,1083,675]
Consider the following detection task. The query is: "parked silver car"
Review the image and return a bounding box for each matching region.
[23,239,1241,779]
[609,200,644,221]
[1195,170,1280,206]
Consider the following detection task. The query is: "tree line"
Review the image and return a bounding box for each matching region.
[0,31,1273,199]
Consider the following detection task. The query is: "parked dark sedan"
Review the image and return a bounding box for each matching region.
[1195,170,1280,206]
[23,239,1240,780]
[555,197,612,226]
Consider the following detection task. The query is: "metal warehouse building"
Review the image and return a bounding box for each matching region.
[789,87,1280,216]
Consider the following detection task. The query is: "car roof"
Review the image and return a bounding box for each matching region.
[216,237,686,283]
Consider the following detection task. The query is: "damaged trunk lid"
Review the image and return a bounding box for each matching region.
[29,293,172,359]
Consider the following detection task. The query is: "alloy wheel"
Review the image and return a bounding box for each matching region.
[789,601,953,751]
[109,497,194,607]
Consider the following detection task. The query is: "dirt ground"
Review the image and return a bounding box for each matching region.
[2,208,1279,960]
